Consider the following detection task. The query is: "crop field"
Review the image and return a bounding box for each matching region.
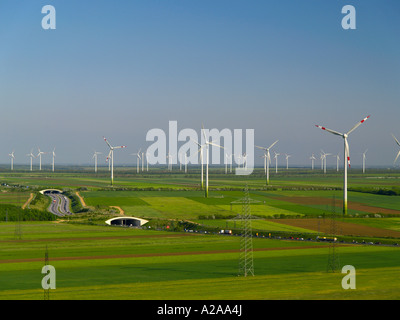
[0,166,400,300]
[0,222,400,300]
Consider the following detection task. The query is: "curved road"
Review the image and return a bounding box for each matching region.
[47,192,72,216]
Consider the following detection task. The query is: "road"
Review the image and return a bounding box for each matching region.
[47,193,72,216]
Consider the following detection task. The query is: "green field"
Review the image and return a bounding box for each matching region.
[0,222,399,300]
[1,167,400,300]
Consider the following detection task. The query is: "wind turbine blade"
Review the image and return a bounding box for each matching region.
[208,142,224,149]
[190,138,202,148]
[315,125,343,137]
[201,123,208,142]
[395,151,400,164]
[392,134,400,147]
[268,140,279,150]
[113,146,127,149]
[346,115,371,135]
[255,145,267,150]
[103,136,112,149]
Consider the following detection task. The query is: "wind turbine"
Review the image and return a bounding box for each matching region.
[335,153,340,172]
[242,153,248,169]
[184,153,188,173]
[310,153,316,170]
[225,153,231,174]
[315,115,370,215]
[131,149,141,173]
[261,153,268,174]
[92,151,102,173]
[8,151,15,170]
[103,136,127,186]
[273,151,280,173]
[191,139,205,190]
[320,153,324,170]
[27,149,36,171]
[255,140,278,185]
[37,148,46,171]
[392,134,400,165]
[51,148,56,172]
[321,150,331,174]
[236,153,243,168]
[285,154,291,170]
[166,152,173,171]
[195,124,224,198]
[362,149,368,173]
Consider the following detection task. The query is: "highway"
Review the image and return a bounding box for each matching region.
[47,192,72,216]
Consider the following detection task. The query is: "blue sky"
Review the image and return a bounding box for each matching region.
[0,1,399,168]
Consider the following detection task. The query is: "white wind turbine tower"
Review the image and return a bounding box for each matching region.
[273,151,280,173]
[255,140,278,185]
[320,153,324,170]
[27,149,36,171]
[335,153,340,172]
[285,154,291,170]
[195,124,224,198]
[236,153,243,168]
[392,134,400,166]
[103,136,127,186]
[8,151,15,170]
[321,150,331,174]
[192,139,205,190]
[184,153,188,173]
[316,115,370,215]
[310,153,316,170]
[203,126,223,198]
[225,153,230,174]
[362,149,368,173]
[243,153,248,169]
[51,148,56,172]
[262,153,268,174]
[131,149,141,173]
[166,152,173,171]
[37,148,46,171]
[92,151,102,173]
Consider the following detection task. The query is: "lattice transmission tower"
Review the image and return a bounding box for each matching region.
[238,185,254,277]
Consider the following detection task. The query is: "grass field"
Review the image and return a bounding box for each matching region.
[0,222,399,300]
[1,167,400,300]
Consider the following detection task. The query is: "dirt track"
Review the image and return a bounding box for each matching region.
[21,193,34,209]
[75,192,87,207]
[110,206,125,215]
